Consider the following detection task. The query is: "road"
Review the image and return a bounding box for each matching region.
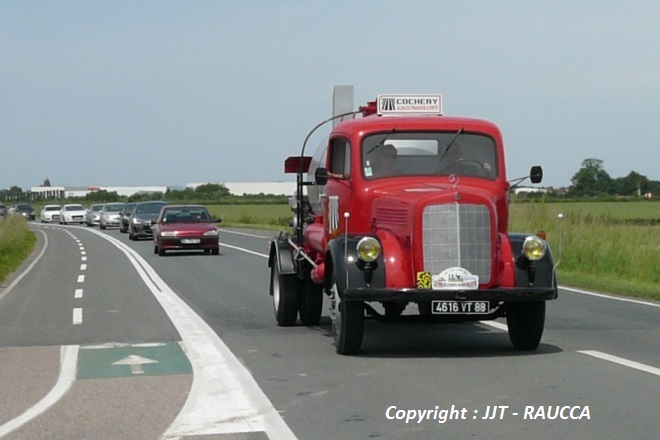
[0,223,658,439]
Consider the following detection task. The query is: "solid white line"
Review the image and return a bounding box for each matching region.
[479,320,508,331]
[81,228,296,439]
[219,242,268,259]
[560,285,659,308]
[72,308,83,325]
[74,289,83,299]
[578,350,660,377]
[0,230,48,303]
[77,275,85,283]
[221,229,271,239]
[0,345,79,437]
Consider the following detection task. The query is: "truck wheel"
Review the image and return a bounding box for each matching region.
[329,273,364,355]
[298,277,323,326]
[271,263,298,326]
[506,301,546,350]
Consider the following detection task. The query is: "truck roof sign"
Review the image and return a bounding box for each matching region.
[377,94,442,116]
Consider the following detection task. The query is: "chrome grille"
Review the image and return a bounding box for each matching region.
[422,204,491,283]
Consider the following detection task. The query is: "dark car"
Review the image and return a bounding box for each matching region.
[118,202,136,233]
[152,204,221,256]
[128,201,168,241]
[14,203,36,221]
[0,204,6,217]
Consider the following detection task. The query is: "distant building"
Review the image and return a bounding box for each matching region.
[30,185,168,199]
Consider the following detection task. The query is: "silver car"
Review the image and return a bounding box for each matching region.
[99,203,125,229]
[86,204,104,227]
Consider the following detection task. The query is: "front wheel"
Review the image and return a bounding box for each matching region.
[270,262,298,326]
[329,272,364,355]
[506,301,546,350]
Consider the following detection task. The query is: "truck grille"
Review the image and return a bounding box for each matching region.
[422,204,491,283]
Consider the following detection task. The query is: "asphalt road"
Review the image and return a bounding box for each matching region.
[0,223,658,439]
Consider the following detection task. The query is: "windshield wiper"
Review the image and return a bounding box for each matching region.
[437,127,464,163]
[366,128,397,156]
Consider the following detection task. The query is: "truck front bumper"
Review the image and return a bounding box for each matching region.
[343,286,557,303]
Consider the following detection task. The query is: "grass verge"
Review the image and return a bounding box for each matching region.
[0,215,37,284]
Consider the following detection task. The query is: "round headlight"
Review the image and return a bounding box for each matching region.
[523,236,547,261]
[356,237,381,262]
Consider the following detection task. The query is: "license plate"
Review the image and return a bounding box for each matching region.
[431,301,489,315]
[181,238,200,244]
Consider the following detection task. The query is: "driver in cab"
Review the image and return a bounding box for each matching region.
[438,144,494,178]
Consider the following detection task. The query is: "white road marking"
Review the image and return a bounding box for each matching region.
[83,229,296,440]
[80,264,87,271]
[221,229,271,239]
[479,320,508,331]
[219,242,268,259]
[560,285,660,308]
[0,346,79,437]
[74,289,83,299]
[77,275,85,283]
[578,350,660,377]
[81,256,87,261]
[72,308,83,325]
[0,230,48,303]
[81,251,86,255]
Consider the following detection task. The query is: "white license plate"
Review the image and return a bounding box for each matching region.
[181,238,200,244]
[431,301,489,315]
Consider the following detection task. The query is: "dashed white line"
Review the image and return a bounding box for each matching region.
[81,256,87,261]
[77,275,85,283]
[578,350,660,377]
[72,308,83,325]
[80,264,87,271]
[74,289,83,299]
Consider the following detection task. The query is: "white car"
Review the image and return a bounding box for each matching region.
[40,204,62,223]
[59,204,87,225]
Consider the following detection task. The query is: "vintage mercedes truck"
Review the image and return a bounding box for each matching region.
[269,87,557,355]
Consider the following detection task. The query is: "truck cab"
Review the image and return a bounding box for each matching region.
[269,91,557,355]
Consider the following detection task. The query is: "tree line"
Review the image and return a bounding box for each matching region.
[1,159,658,203]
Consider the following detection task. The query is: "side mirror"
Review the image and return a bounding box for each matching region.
[215,218,222,224]
[315,167,329,186]
[530,166,543,184]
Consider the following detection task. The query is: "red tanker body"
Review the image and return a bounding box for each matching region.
[269,89,557,355]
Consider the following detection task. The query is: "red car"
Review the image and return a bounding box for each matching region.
[152,204,221,256]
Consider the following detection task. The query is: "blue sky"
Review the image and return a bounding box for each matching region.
[2,1,659,190]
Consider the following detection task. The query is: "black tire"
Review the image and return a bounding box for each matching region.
[211,247,220,255]
[100,223,106,230]
[270,261,298,326]
[158,247,166,256]
[298,277,323,326]
[129,229,135,241]
[329,271,364,355]
[506,301,546,350]
[153,245,158,255]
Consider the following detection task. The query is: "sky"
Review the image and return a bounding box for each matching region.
[2,1,659,190]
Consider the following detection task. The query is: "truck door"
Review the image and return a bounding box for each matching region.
[324,137,353,237]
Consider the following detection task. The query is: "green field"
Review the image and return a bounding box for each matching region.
[4,201,658,300]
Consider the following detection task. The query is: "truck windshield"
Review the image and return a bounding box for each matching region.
[362,131,498,180]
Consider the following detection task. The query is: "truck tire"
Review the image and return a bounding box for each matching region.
[329,272,364,355]
[271,263,298,326]
[506,301,545,350]
[298,278,323,326]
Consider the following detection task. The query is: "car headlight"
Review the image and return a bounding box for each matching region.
[161,231,178,237]
[522,236,547,261]
[203,229,219,236]
[356,237,382,262]
[132,217,142,224]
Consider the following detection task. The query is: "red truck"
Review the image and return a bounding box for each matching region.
[269,88,557,355]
